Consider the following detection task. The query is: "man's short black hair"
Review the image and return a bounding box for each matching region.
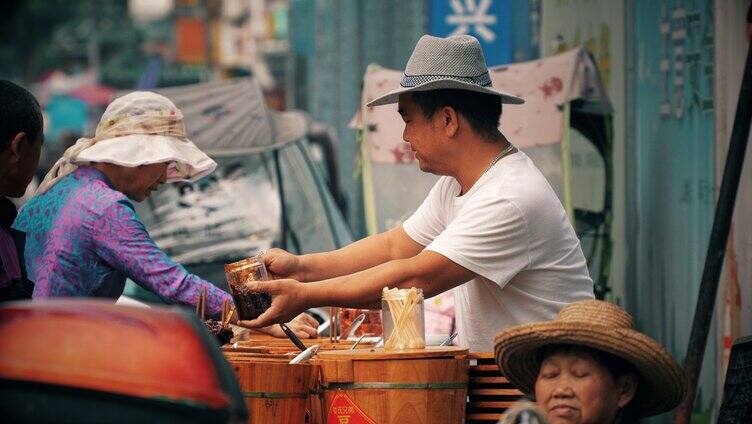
[0,80,43,150]
[409,89,502,139]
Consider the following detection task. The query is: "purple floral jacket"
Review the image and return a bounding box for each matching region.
[13,167,231,317]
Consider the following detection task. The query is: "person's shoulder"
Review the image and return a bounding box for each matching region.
[485,153,559,205]
[74,180,127,210]
[59,171,130,218]
[11,196,35,231]
[425,175,459,201]
[492,151,542,181]
[435,175,458,193]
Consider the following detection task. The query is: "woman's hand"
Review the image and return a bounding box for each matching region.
[261,248,305,281]
[258,313,319,339]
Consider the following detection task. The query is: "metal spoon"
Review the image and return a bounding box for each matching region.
[317,319,330,336]
[339,313,366,341]
[289,344,320,364]
[440,332,458,346]
[350,333,368,350]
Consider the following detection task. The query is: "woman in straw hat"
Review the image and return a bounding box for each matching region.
[12,92,317,338]
[494,300,687,423]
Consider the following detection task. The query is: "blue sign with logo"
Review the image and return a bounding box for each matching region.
[428,0,513,66]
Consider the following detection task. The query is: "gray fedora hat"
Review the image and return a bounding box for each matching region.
[367,34,525,107]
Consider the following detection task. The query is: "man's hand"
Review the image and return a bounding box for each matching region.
[261,248,305,281]
[257,313,319,339]
[238,279,311,329]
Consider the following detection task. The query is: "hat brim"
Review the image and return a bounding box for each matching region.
[366,79,525,107]
[74,134,217,183]
[493,322,687,418]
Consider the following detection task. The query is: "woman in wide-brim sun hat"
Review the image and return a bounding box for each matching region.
[494,300,687,423]
[10,92,319,341]
[14,91,320,337]
[12,91,236,317]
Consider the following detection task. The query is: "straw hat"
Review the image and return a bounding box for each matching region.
[367,34,525,107]
[37,91,216,194]
[493,300,687,418]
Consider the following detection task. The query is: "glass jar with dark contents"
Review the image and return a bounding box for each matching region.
[224,256,272,320]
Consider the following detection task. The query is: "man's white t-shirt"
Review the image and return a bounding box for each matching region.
[403,151,594,351]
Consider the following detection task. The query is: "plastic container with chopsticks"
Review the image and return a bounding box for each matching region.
[381,287,425,350]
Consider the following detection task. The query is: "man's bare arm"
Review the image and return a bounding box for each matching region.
[297,226,424,281]
[241,250,477,327]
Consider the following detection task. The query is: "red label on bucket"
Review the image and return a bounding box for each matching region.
[327,392,376,424]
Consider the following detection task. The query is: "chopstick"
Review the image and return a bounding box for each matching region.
[223,305,235,327]
[196,288,207,321]
[220,299,228,326]
[279,323,307,352]
[196,289,206,321]
[201,287,207,321]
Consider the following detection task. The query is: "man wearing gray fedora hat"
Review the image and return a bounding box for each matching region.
[243,35,594,351]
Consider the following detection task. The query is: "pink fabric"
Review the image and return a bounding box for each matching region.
[424,291,455,336]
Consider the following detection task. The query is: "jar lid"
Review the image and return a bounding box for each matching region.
[224,257,264,273]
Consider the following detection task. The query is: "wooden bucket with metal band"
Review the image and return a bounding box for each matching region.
[465,352,525,423]
[313,347,469,424]
[224,354,318,423]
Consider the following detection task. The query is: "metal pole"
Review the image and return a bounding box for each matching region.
[674,44,752,424]
[272,149,288,251]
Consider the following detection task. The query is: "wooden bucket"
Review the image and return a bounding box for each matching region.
[225,336,374,424]
[465,352,524,423]
[314,347,469,424]
[225,354,318,423]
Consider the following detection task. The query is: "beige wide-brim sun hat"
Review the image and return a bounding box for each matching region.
[37,91,216,194]
[75,91,216,182]
[74,133,215,181]
[494,300,687,418]
[367,34,525,107]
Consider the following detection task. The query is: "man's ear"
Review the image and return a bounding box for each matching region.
[440,106,459,137]
[8,132,26,162]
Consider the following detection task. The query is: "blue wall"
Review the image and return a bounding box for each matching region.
[428,0,513,66]
[631,0,716,417]
[289,0,426,236]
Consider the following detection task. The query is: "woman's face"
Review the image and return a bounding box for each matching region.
[534,350,636,424]
[117,162,169,202]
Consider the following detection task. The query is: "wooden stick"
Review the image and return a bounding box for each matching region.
[201,287,207,321]
[329,307,334,343]
[224,306,235,328]
[221,299,228,325]
[333,307,339,343]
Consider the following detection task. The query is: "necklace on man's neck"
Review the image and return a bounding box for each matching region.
[482,142,515,175]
